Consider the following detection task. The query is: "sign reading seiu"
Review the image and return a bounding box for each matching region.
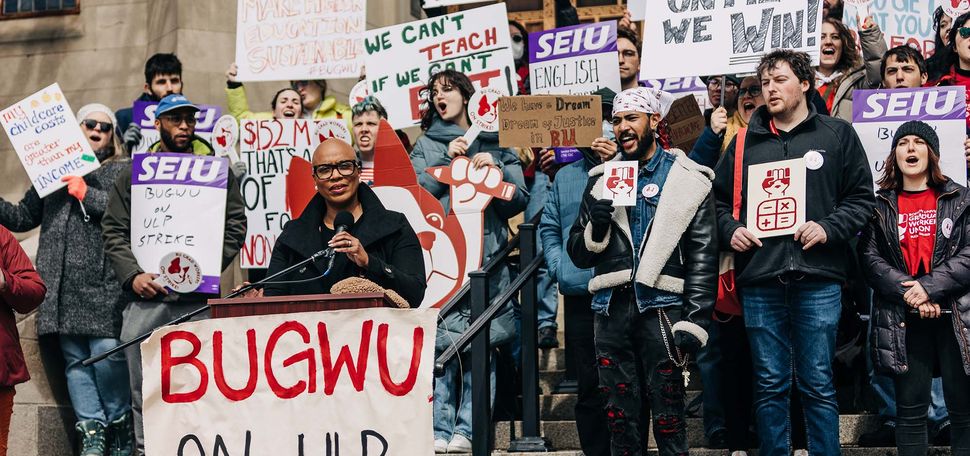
[854,87,966,123]
[530,21,616,63]
[133,153,228,188]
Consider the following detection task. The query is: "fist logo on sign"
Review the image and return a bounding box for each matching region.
[756,168,797,232]
[605,166,635,200]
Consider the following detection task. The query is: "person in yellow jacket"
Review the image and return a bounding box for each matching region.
[224,63,352,126]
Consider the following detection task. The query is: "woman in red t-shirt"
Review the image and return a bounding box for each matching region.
[862,120,970,455]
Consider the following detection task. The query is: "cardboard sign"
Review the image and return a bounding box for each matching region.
[642,77,714,113]
[130,153,228,294]
[498,95,602,148]
[131,101,222,154]
[142,307,437,455]
[0,83,100,198]
[852,87,968,188]
[746,158,807,238]
[234,0,365,81]
[529,21,621,95]
[843,0,950,57]
[602,162,638,206]
[363,3,518,128]
[666,95,705,153]
[640,0,822,79]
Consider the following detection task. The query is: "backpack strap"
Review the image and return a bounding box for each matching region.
[732,128,747,221]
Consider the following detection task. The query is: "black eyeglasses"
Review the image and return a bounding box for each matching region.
[81,119,113,133]
[707,78,738,90]
[312,160,359,180]
[159,114,197,127]
[960,26,970,39]
[738,86,762,97]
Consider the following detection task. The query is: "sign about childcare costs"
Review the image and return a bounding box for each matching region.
[363,3,518,128]
[238,119,352,268]
[843,0,970,57]
[130,153,228,294]
[0,83,100,198]
[529,21,621,95]
[639,0,823,79]
[141,307,438,455]
[498,95,602,148]
[852,86,969,188]
[234,0,366,81]
[131,101,222,154]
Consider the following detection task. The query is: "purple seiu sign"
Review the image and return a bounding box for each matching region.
[132,153,229,188]
[852,86,967,123]
[529,21,617,64]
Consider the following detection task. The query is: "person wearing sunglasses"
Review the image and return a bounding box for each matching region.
[101,92,247,455]
[260,138,426,306]
[0,102,134,455]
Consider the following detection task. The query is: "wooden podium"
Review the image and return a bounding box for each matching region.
[207,293,397,318]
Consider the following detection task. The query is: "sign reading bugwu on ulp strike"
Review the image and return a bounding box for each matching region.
[141,308,438,455]
[498,95,602,148]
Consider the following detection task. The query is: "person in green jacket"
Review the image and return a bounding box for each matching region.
[101,94,247,456]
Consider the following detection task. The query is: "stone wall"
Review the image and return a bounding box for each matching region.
[0,1,420,452]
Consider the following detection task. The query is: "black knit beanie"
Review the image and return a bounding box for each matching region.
[891,120,939,156]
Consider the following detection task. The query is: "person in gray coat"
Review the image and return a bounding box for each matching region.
[0,103,133,455]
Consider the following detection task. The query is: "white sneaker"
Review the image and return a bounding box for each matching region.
[447,434,472,453]
[793,450,809,456]
[434,439,448,453]
[730,452,749,456]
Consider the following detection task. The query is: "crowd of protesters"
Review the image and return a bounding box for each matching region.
[2,1,970,456]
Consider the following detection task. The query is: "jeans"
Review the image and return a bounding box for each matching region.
[894,314,970,456]
[563,294,610,456]
[121,300,209,456]
[59,335,131,424]
[695,318,726,438]
[433,353,496,442]
[594,287,689,456]
[526,173,559,331]
[742,278,842,456]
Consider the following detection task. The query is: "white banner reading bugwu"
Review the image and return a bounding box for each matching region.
[640,0,823,79]
[141,308,438,455]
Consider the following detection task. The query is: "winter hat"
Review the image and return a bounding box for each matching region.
[76,103,117,127]
[612,87,676,119]
[891,120,939,156]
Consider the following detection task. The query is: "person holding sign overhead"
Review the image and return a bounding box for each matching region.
[814,16,886,122]
[567,87,717,456]
[224,62,304,121]
[410,69,527,454]
[861,120,970,456]
[712,50,875,456]
[101,94,247,456]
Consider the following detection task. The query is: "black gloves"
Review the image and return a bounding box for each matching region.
[589,199,614,242]
[674,331,702,355]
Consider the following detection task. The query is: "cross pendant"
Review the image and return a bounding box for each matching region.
[682,369,690,388]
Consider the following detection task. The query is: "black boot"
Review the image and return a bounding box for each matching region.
[107,412,134,456]
[76,420,106,456]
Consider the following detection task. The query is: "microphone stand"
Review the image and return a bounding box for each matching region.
[82,248,333,366]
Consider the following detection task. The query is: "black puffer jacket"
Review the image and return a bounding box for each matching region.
[862,179,970,376]
[567,149,717,345]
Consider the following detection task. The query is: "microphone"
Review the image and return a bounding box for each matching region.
[325,211,356,273]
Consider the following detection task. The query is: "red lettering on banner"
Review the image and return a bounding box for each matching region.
[265,321,316,399]
[378,323,424,396]
[417,28,499,60]
[161,331,208,403]
[319,320,372,394]
[213,329,259,401]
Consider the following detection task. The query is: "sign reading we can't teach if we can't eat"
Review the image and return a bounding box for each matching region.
[0,83,100,198]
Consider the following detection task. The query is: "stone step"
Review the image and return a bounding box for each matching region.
[538,347,565,372]
[539,366,704,394]
[494,414,882,450]
[538,391,703,421]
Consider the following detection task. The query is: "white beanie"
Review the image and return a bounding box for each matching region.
[76,103,118,127]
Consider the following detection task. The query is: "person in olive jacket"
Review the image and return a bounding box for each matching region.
[861,120,970,456]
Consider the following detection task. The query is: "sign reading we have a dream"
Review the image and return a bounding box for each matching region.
[239,119,351,269]
[131,153,228,295]
[142,308,438,455]
[363,3,518,128]
[852,86,969,188]
[0,83,100,198]
[234,0,366,81]
[640,0,823,79]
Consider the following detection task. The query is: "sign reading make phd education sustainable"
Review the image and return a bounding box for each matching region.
[0,83,100,198]
[529,21,621,95]
[852,86,969,188]
[130,153,228,294]
[363,3,518,129]
[640,0,823,79]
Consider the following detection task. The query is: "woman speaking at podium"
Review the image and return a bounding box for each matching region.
[261,138,426,307]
